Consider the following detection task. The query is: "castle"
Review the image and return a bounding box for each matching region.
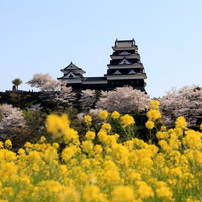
[58,39,147,91]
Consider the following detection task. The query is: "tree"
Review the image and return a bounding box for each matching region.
[23,105,46,137]
[12,78,22,90]
[95,86,151,114]
[53,85,77,108]
[79,89,97,112]
[0,104,26,139]
[26,73,60,91]
[159,85,202,127]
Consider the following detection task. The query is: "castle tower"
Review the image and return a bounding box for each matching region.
[105,39,147,91]
[58,39,147,91]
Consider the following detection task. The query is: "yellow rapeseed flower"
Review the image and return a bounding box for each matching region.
[155,182,173,199]
[120,114,135,128]
[112,143,129,159]
[175,117,187,129]
[98,130,108,143]
[46,114,70,134]
[183,130,202,149]
[52,142,59,149]
[62,147,75,162]
[85,131,96,140]
[160,126,167,131]
[4,139,12,148]
[111,111,120,119]
[149,100,160,109]
[28,151,41,163]
[156,131,169,139]
[136,180,154,199]
[101,123,112,133]
[158,140,172,153]
[63,128,79,144]
[39,136,47,143]
[83,185,105,202]
[1,187,14,198]
[93,144,103,155]
[200,124,202,131]
[112,185,135,202]
[99,110,108,120]
[18,148,25,156]
[84,115,92,125]
[81,140,93,153]
[145,120,155,129]
[0,162,18,179]
[146,109,162,121]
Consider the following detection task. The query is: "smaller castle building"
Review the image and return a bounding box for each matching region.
[58,39,147,91]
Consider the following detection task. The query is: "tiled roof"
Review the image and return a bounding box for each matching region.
[111,50,135,56]
[109,58,139,65]
[63,62,84,71]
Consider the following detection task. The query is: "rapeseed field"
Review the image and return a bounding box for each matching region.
[0,101,201,201]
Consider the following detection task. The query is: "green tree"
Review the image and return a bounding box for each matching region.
[12,78,22,90]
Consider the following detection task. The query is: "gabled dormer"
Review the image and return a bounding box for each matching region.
[119,58,131,65]
[113,70,122,75]
[128,69,136,74]
[64,72,78,78]
[61,62,86,74]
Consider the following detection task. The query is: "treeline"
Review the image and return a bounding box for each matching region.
[0,84,202,150]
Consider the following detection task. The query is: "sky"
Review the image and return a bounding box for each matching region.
[1,0,202,98]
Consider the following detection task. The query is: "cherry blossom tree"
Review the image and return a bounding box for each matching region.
[159,85,202,127]
[95,86,151,114]
[26,73,60,91]
[53,85,77,108]
[79,89,97,112]
[0,104,26,139]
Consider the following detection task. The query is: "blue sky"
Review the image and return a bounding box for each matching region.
[1,0,202,98]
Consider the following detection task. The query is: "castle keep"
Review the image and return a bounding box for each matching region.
[58,39,147,91]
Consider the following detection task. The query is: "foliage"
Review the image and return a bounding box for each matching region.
[26,73,60,91]
[12,78,22,90]
[23,107,46,136]
[96,86,151,114]
[160,85,202,127]
[0,101,202,201]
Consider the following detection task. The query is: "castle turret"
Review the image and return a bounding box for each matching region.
[105,39,147,91]
[58,62,86,86]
